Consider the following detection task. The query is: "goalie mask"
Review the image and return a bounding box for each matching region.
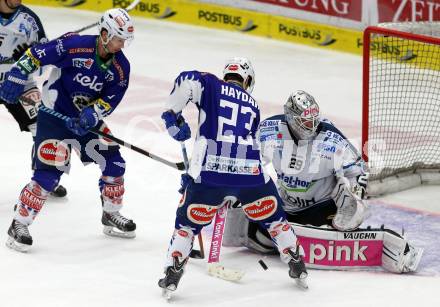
[223,57,255,93]
[99,8,134,49]
[284,90,320,140]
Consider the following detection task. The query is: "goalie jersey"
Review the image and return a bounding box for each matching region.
[165,70,269,187]
[0,5,46,85]
[259,114,364,213]
[18,34,130,118]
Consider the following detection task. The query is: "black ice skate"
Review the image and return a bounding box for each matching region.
[287,246,308,290]
[101,211,136,238]
[50,185,67,198]
[6,220,33,253]
[158,256,188,300]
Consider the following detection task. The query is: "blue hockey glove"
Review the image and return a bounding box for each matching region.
[0,67,28,104]
[66,106,100,136]
[161,110,191,142]
[178,173,192,194]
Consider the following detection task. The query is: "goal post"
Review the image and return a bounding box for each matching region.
[362,22,440,196]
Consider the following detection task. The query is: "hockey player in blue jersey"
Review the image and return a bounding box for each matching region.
[158,58,308,297]
[0,8,136,252]
[0,0,66,197]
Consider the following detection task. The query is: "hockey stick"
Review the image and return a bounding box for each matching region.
[207,201,245,282]
[38,104,185,170]
[180,141,205,259]
[72,0,141,33]
[0,0,141,65]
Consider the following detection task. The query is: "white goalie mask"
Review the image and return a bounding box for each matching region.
[99,8,134,48]
[284,90,320,140]
[223,57,255,93]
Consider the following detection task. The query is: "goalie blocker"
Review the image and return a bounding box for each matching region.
[223,208,423,273]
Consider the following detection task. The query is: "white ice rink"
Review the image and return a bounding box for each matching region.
[1,5,439,307]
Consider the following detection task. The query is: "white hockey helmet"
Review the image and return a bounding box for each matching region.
[99,8,134,47]
[284,90,320,140]
[223,57,255,93]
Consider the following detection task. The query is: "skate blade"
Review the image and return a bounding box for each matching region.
[207,263,245,282]
[161,285,176,301]
[5,237,30,253]
[103,226,136,239]
[295,273,309,290]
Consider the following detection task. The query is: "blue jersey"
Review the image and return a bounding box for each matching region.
[18,34,130,118]
[165,71,269,187]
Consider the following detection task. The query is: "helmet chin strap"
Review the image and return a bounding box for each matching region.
[100,35,111,55]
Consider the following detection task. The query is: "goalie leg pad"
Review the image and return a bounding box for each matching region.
[382,229,424,273]
[13,181,49,226]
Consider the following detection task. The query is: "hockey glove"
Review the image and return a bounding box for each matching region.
[0,67,28,104]
[161,110,191,142]
[178,173,192,194]
[12,43,30,62]
[66,106,100,136]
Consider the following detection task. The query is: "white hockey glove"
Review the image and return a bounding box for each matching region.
[331,176,368,231]
[350,173,368,199]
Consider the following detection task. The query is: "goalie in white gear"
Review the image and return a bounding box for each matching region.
[223,90,423,273]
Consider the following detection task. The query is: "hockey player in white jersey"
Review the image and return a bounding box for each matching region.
[0,0,66,197]
[224,90,423,273]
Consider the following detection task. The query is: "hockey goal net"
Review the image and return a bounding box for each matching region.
[362,22,440,196]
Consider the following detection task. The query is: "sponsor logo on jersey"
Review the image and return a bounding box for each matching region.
[37,139,70,167]
[260,126,278,134]
[260,120,279,128]
[242,196,277,220]
[72,93,93,111]
[73,73,104,91]
[112,59,125,81]
[284,195,316,209]
[205,155,260,175]
[105,71,115,82]
[317,142,336,153]
[187,204,217,225]
[72,58,94,69]
[69,47,95,54]
[19,206,29,217]
[278,173,314,192]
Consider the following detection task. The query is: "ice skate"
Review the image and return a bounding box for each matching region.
[50,185,67,198]
[287,247,308,290]
[158,256,188,300]
[101,211,136,238]
[6,220,32,253]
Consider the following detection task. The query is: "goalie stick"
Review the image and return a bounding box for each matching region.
[37,104,185,170]
[0,0,141,65]
[180,142,205,259]
[207,202,245,282]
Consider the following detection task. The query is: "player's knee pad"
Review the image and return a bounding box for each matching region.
[101,152,125,177]
[165,226,195,268]
[241,196,284,223]
[32,169,62,192]
[14,181,49,226]
[100,176,125,212]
